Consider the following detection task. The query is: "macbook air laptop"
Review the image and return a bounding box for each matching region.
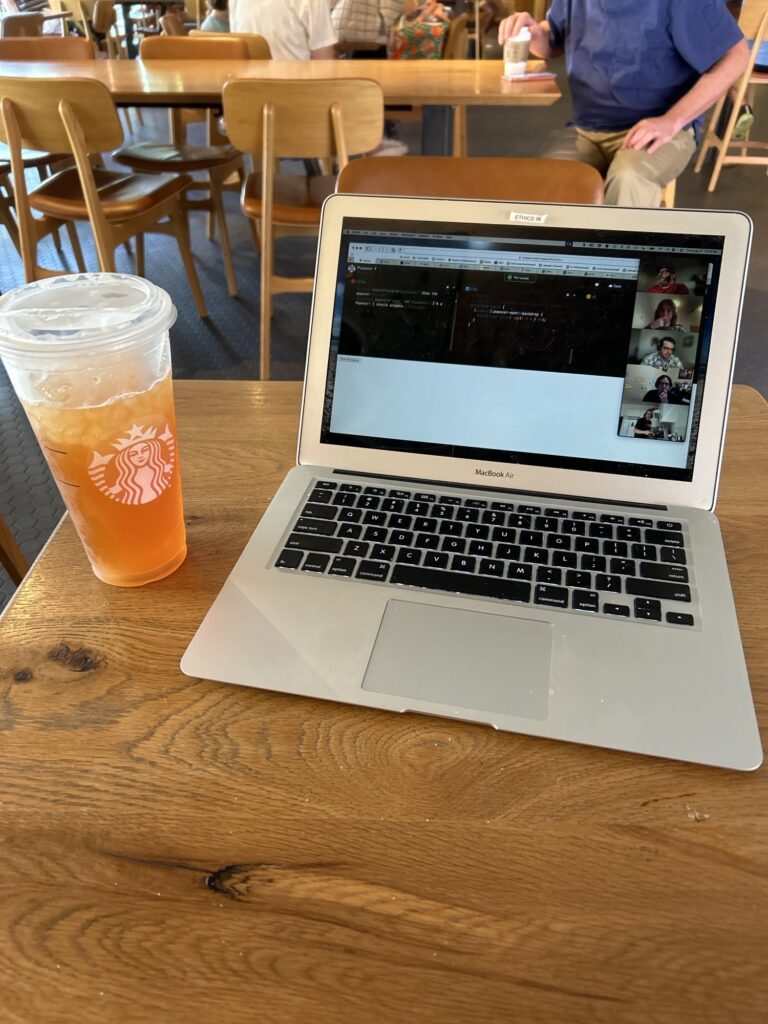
[182,194,763,771]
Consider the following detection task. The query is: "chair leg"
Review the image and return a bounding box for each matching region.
[209,169,237,297]
[693,97,724,174]
[259,219,273,380]
[169,208,208,319]
[65,221,86,272]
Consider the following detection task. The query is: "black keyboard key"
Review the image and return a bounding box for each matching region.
[490,501,515,511]
[581,554,606,573]
[610,558,636,576]
[626,578,691,602]
[572,589,599,612]
[363,510,387,526]
[632,543,657,561]
[389,514,412,530]
[294,517,337,537]
[415,533,440,550]
[465,524,489,540]
[469,540,493,557]
[634,598,662,621]
[329,557,356,577]
[603,541,628,558]
[657,520,682,532]
[661,546,687,565]
[509,514,532,529]
[628,517,653,527]
[482,510,507,526]
[406,501,430,516]
[640,561,689,583]
[391,564,531,603]
[332,491,357,507]
[544,507,569,518]
[575,537,600,553]
[535,516,560,532]
[617,526,641,542]
[517,505,541,515]
[479,559,504,577]
[547,534,571,550]
[364,486,386,496]
[338,508,362,523]
[397,548,422,566]
[456,507,480,523]
[286,532,343,554]
[356,560,391,581]
[313,480,336,491]
[496,543,522,561]
[390,529,414,547]
[301,502,338,520]
[276,549,303,569]
[441,537,466,554]
[433,504,455,519]
[561,519,586,535]
[520,529,544,547]
[566,570,592,589]
[507,562,533,581]
[465,499,488,508]
[414,492,436,502]
[381,499,405,514]
[552,551,578,568]
[525,547,549,565]
[371,544,395,561]
[537,566,562,584]
[363,526,388,543]
[604,603,630,617]
[357,495,381,510]
[439,521,463,537]
[596,573,622,593]
[340,483,361,493]
[439,495,462,505]
[600,514,625,524]
[344,540,369,558]
[423,552,449,568]
[535,584,568,608]
[589,523,613,539]
[302,553,330,573]
[414,517,437,533]
[572,511,597,521]
[452,555,476,573]
[492,527,517,544]
[390,489,412,499]
[646,530,684,548]
[308,488,333,503]
[667,611,695,626]
[338,523,362,539]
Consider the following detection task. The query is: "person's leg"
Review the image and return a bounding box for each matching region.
[540,127,612,176]
[603,129,696,206]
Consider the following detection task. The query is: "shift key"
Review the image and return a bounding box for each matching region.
[626,578,691,602]
[285,532,343,554]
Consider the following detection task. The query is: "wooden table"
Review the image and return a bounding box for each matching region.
[1,381,766,1023]
[0,58,560,154]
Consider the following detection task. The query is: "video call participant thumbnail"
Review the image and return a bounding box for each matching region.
[648,265,689,294]
[641,335,686,372]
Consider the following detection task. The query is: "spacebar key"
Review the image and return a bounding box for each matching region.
[391,564,531,603]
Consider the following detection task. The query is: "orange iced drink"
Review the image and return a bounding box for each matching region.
[23,371,186,586]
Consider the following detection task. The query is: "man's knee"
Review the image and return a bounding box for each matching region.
[605,150,662,205]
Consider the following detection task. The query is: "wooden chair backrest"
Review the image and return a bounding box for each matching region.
[337,156,605,204]
[159,10,187,36]
[0,12,43,36]
[739,0,768,38]
[188,29,272,59]
[0,35,94,58]
[222,79,384,162]
[442,14,469,59]
[140,33,248,59]
[0,75,122,155]
[90,0,115,34]
[0,513,29,585]
[72,0,95,42]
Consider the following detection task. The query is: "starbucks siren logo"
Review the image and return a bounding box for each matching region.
[88,423,175,505]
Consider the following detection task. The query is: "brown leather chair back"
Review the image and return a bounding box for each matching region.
[337,156,605,204]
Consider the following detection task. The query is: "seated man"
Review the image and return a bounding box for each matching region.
[499,1,749,206]
[229,0,337,59]
[641,336,686,372]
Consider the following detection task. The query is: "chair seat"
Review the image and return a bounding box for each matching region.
[30,166,193,221]
[0,142,67,170]
[113,141,241,174]
[240,171,337,225]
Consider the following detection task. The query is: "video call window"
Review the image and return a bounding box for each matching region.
[617,256,712,443]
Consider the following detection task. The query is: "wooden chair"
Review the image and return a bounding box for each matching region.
[0,12,43,34]
[660,179,676,208]
[71,0,95,42]
[0,76,208,315]
[0,33,94,56]
[188,28,272,58]
[159,9,186,35]
[221,78,384,379]
[114,34,250,297]
[336,155,605,204]
[91,0,124,57]
[442,12,469,59]
[0,513,29,585]
[693,5,768,192]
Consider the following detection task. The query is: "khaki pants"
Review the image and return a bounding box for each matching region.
[541,126,697,206]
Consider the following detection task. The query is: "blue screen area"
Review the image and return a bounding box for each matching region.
[321,219,725,483]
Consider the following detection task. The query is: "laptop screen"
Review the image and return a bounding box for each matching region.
[320,217,726,483]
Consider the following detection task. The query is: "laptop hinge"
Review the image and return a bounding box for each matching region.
[332,469,668,511]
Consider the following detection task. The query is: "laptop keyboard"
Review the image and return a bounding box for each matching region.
[272,480,697,628]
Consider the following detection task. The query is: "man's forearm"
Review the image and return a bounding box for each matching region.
[665,39,750,133]
[311,45,337,60]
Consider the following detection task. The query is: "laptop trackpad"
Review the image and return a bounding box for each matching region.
[362,600,551,720]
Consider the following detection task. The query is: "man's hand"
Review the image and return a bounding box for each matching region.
[622,115,681,154]
[498,12,552,57]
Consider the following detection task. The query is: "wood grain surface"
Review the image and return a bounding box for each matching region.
[0,58,561,108]
[0,381,766,1024]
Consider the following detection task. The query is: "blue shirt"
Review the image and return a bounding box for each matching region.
[547,0,743,136]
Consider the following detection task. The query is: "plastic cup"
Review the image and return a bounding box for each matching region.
[504,29,531,77]
[0,273,186,587]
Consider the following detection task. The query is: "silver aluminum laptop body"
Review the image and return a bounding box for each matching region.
[182,195,762,771]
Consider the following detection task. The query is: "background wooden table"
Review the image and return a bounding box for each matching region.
[1,381,766,1023]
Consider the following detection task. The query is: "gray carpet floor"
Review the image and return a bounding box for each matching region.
[2,77,767,612]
